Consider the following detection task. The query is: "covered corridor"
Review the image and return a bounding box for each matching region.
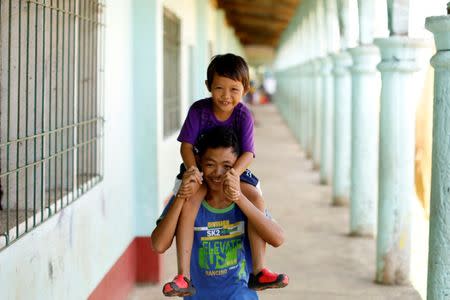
[1,0,450,299]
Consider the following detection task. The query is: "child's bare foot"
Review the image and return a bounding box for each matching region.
[162,275,196,297]
[248,268,289,291]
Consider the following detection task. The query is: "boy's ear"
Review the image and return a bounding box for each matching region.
[205,80,211,92]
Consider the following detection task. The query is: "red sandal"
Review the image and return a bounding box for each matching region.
[248,268,289,291]
[162,274,196,297]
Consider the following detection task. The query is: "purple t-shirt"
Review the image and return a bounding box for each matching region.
[178,98,255,155]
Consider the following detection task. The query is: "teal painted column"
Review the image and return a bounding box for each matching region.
[287,69,294,128]
[306,62,315,158]
[349,46,379,235]
[284,73,290,123]
[132,0,159,234]
[332,0,353,206]
[299,63,308,151]
[299,1,309,152]
[320,0,339,186]
[306,2,318,163]
[332,51,352,205]
[305,0,315,159]
[294,66,302,142]
[291,66,300,142]
[425,11,450,299]
[278,72,289,125]
[291,68,298,131]
[285,70,292,127]
[349,0,379,237]
[284,72,290,125]
[274,72,283,117]
[374,36,427,284]
[313,59,322,169]
[277,71,287,120]
[319,56,334,184]
[312,0,326,170]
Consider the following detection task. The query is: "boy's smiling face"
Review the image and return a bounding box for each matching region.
[208,74,246,116]
[199,147,238,192]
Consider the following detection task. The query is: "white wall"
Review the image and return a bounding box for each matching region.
[0,1,136,298]
[157,0,198,209]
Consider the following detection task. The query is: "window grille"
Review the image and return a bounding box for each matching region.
[163,8,181,138]
[0,0,105,251]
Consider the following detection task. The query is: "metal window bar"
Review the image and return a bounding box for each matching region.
[163,8,181,138]
[0,0,105,251]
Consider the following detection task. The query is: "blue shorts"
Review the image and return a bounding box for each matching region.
[177,164,259,187]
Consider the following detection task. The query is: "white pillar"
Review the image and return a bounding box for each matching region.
[332,50,352,205]
[332,0,354,206]
[374,36,427,285]
[320,56,334,184]
[349,0,380,237]
[349,45,379,235]
[425,11,450,299]
[313,59,322,169]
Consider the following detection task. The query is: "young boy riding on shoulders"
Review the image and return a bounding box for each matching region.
[157,54,288,297]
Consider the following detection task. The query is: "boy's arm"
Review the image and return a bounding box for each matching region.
[233,151,254,175]
[180,142,198,170]
[224,169,285,247]
[151,196,185,253]
[151,169,203,253]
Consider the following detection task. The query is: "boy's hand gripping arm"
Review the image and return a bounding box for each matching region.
[177,166,203,199]
[151,169,202,253]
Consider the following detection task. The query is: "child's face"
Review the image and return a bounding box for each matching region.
[209,74,246,115]
[200,147,238,192]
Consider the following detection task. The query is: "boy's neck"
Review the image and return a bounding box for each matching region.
[205,191,233,209]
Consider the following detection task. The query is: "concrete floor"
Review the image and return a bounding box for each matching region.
[129,104,423,300]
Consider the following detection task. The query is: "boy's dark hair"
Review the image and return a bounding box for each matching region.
[197,126,241,158]
[206,53,250,92]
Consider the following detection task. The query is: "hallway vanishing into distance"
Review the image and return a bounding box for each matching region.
[2,1,449,299]
[129,104,424,300]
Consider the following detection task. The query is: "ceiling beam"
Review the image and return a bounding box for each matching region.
[236,31,279,43]
[219,0,299,9]
[239,36,279,47]
[227,21,283,35]
[218,1,296,17]
[225,9,292,22]
[227,14,288,30]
